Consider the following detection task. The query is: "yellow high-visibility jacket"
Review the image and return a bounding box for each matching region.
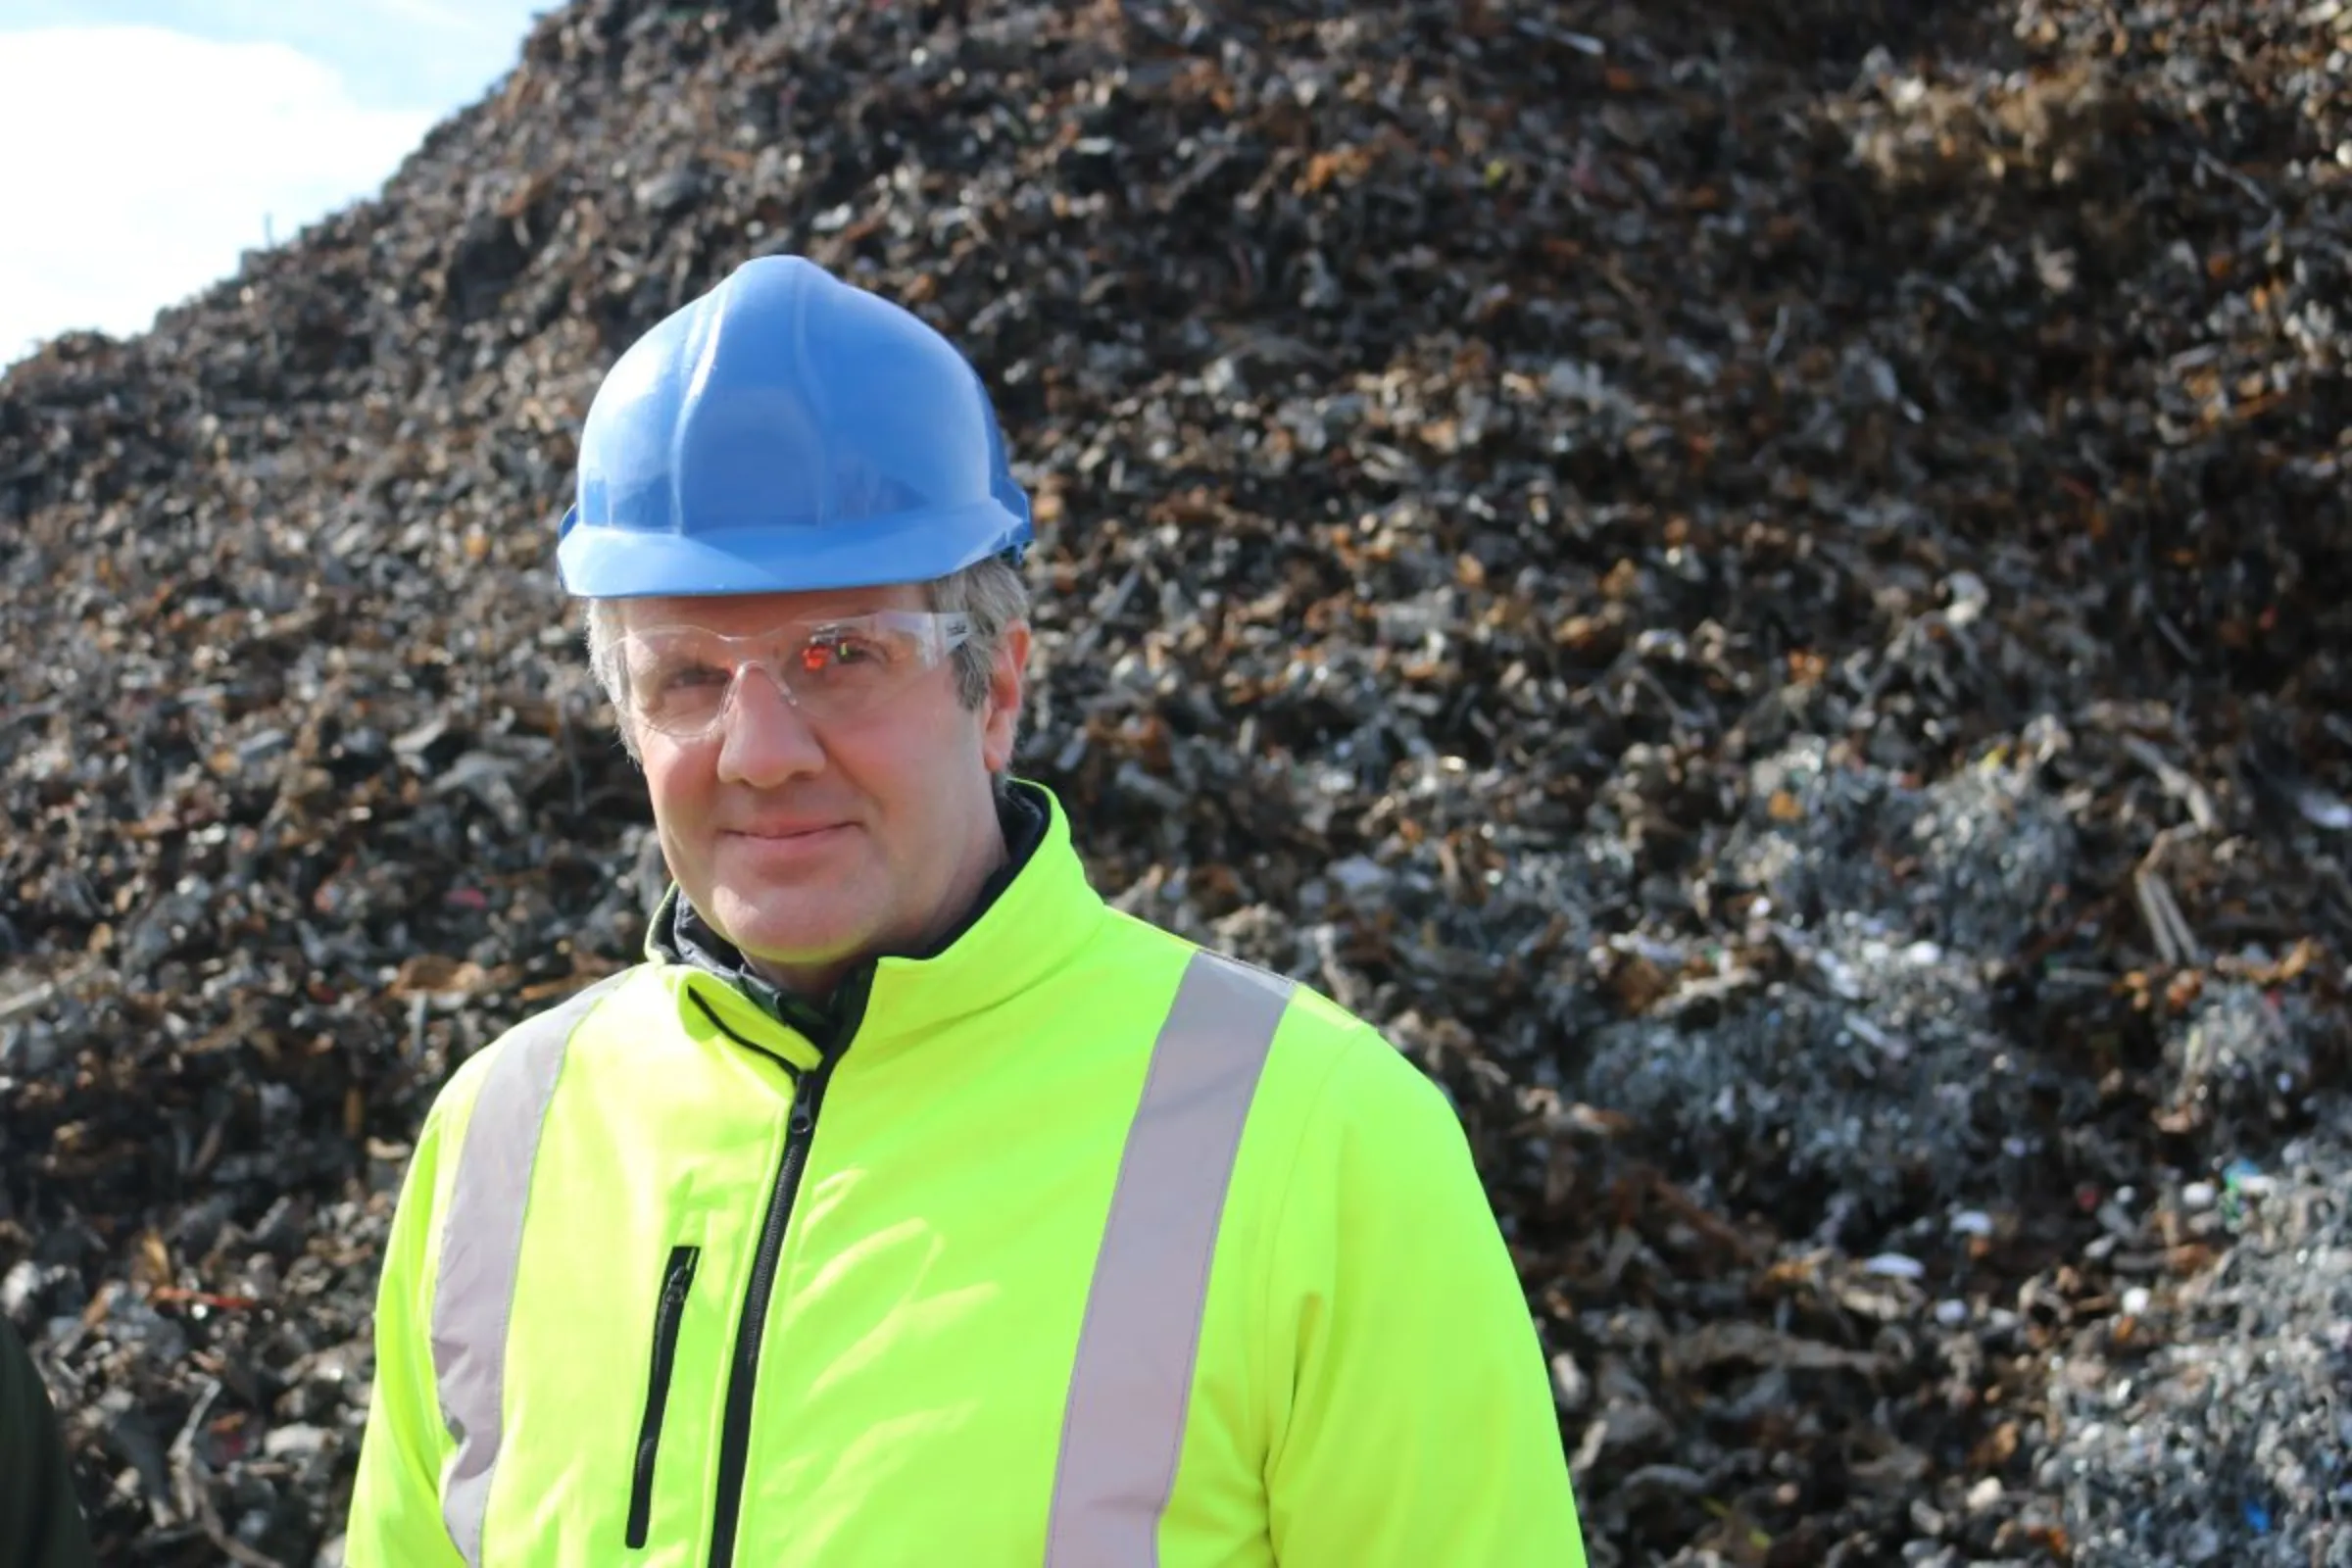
[345,784,1587,1566]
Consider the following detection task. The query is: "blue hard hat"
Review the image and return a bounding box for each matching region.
[556,256,1033,598]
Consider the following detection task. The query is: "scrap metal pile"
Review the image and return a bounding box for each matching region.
[2,0,2347,1562]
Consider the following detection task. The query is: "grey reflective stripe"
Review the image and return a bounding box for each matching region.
[429,974,626,1567]
[1046,950,1295,1567]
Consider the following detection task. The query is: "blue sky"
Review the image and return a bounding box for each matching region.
[0,0,555,368]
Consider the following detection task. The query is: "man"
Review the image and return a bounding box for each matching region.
[0,1313,97,1568]
[345,255,1588,1565]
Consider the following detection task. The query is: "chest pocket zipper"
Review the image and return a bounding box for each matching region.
[627,1244,702,1549]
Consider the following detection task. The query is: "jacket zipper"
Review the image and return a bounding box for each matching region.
[626,1244,702,1549]
[704,976,869,1568]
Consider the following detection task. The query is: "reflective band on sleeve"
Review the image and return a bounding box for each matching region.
[429,975,624,1566]
[1046,950,1295,1567]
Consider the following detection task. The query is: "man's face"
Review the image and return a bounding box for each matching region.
[617,582,1026,994]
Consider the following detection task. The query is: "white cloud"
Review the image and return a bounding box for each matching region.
[0,0,558,107]
[0,25,437,366]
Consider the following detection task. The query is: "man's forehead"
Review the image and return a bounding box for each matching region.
[615,581,927,630]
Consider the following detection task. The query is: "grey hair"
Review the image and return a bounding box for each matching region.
[582,555,1032,763]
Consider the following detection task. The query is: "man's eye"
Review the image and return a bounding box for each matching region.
[802,637,882,672]
[661,662,727,690]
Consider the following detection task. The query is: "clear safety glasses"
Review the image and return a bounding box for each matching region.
[613,610,974,741]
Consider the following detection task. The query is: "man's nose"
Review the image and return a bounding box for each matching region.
[714,665,825,787]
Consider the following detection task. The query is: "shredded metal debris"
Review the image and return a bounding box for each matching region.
[3,1,2348,1562]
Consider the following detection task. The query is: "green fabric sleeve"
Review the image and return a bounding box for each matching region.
[1264,1034,1590,1567]
[0,1313,97,1568]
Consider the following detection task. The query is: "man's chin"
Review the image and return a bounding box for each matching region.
[706,891,865,968]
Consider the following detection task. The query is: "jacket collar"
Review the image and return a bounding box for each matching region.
[646,779,1104,1058]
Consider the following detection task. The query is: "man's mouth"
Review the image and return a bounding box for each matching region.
[728,821,850,841]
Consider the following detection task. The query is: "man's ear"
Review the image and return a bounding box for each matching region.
[980,620,1031,774]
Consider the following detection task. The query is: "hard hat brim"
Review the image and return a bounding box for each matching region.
[555,501,1029,600]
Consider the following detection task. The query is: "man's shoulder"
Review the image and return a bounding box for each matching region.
[419,966,647,1133]
[1096,906,1345,1020]
[1093,906,1391,1061]
[500,965,644,1042]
